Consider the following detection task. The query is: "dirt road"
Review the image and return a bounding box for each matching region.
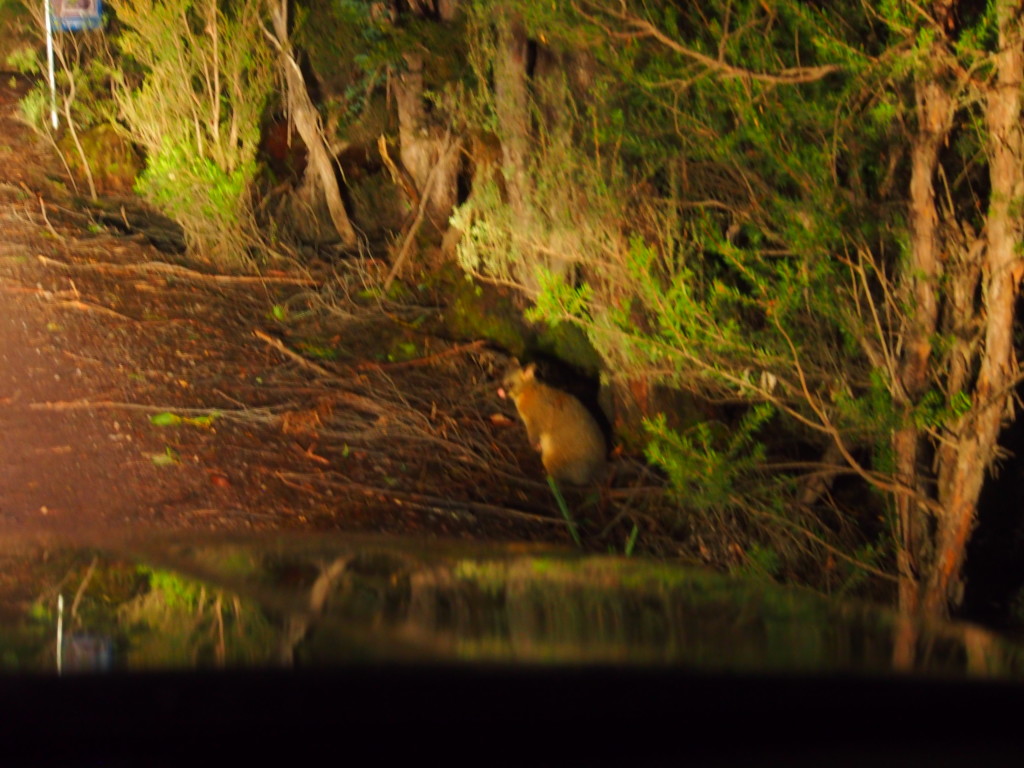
[0,75,567,548]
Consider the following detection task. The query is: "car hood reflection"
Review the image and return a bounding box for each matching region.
[2,533,1020,676]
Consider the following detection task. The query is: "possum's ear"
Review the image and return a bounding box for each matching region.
[522,363,537,380]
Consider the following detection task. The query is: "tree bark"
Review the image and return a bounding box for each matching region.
[394,52,430,193]
[923,0,1024,617]
[267,1,358,249]
[894,73,952,615]
[392,20,462,230]
[493,16,530,218]
[393,53,460,225]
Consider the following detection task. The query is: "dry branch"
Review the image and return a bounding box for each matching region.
[377,135,420,207]
[253,329,336,378]
[55,299,137,322]
[28,399,282,424]
[265,1,358,248]
[36,255,316,285]
[280,471,570,529]
[69,556,99,621]
[578,1,841,84]
[384,132,456,291]
[355,340,486,372]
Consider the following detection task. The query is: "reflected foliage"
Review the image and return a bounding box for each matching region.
[0,535,1017,676]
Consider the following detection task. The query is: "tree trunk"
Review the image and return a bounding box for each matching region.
[393,51,461,228]
[268,1,358,249]
[895,73,952,615]
[922,0,1024,617]
[493,16,530,218]
[392,0,462,231]
[394,52,430,192]
[491,15,578,290]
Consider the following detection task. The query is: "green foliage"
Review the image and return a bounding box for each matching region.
[135,136,256,238]
[296,340,340,360]
[735,544,783,581]
[17,85,47,129]
[644,404,773,517]
[144,568,203,611]
[149,411,181,427]
[447,0,915,590]
[624,523,640,557]
[109,0,273,262]
[913,389,972,430]
[5,44,37,75]
[7,5,118,143]
[294,0,387,135]
[833,543,886,599]
[0,0,35,73]
[121,567,275,667]
[296,0,468,141]
[547,475,582,548]
[150,446,180,466]
[149,410,218,428]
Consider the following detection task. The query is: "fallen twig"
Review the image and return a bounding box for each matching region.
[383,131,456,291]
[28,399,283,425]
[377,135,420,207]
[356,340,486,372]
[55,298,136,322]
[254,328,336,378]
[38,196,64,241]
[295,443,331,465]
[0,283,52,295]
[279,470,569,528]
[68,556,98,622]
[37,255,317,285]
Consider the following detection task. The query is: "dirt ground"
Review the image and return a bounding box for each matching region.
[0,75,603,550]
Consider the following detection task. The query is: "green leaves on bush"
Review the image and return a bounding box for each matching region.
[110,0,274,262]
[644,404,774,517]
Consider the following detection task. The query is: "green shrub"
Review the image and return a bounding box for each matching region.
[110,0,274,263]
[450,1,892,591]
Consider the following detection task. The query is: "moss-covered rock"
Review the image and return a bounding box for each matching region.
[434,261,529,357]
[426,260,603,375]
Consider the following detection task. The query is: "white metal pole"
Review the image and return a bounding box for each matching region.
[44,0,58,129]
[56,593,64,675]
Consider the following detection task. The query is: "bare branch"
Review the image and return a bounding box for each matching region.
[576,1,841,84]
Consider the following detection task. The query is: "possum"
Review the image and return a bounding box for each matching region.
[499,363,606,485]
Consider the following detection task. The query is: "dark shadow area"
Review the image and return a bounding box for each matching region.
[3,667,1022,767]
[963,392,1024,629]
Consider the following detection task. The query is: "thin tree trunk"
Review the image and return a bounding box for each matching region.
[493,15,530,217]
[393,35,461,228]
[267,1,357,248]
[923,0,1024,617]
[395,52,430,190]
[895,74,952,615]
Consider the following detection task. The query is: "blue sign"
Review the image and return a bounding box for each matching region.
[52,0,103,32]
